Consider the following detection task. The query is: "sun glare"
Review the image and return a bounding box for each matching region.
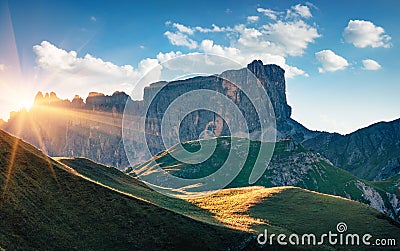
[17,99,32,111]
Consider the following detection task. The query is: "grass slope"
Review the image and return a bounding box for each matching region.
[60,157,400,250]
[131,137,399,219]
[0,130,251,250]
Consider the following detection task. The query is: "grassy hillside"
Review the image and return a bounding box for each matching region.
[57,157,221,225]
[60,157,400,250]
[0,130,251,250]
[130,137,399,221]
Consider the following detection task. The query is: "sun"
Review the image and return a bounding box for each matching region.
[16,99,33,111]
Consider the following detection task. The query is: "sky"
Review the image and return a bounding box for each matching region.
[0,0,399,134]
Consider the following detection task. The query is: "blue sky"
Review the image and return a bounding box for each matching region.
[0,0,399,134]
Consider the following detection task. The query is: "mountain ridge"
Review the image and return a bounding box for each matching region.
[304,118,400,180]
[1,60,399,182]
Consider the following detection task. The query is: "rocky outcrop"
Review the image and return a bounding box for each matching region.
[246,60,291,120]
[355,181,387,214]
[387,192,400,218]
[86,91,130,113]
[32,91,136,113]
[354,181,400,221]
[71,95,85,109]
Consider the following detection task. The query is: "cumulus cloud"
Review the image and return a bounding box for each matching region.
[200,40,241,58]
[256,8,282,20]
[195,24,228,33]
[200,39,308,78]
[164,31,198,49]
[164,23,198,49]
[247,16,259,22]
[260,20,320,56]
[343,20,391,48]
[33,41,161,99]
[162,4,320,78]
[156,51,183,63]
[172,23,194,35]
[315,50,349,73]
[156,51,242,76]
[287,4,312,19]
[362,59,381,70]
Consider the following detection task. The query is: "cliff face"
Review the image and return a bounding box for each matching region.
[143,60,314,155]
[245,60,291,120]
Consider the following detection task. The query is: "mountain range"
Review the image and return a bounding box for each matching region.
[1,59,400,244]
[1,129,399,250]
[2,60,399,181]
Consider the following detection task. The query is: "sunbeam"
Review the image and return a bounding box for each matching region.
[27,114,59,185]
[1,112,24,200]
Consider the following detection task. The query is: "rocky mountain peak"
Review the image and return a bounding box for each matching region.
[34,91,45,105]
[88,92,104,98]
[71,95,85,109]
[246,60,291,120]
[33,91,65,106]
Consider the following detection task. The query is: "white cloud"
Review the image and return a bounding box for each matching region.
[200,40,241,59]
[163,4,320,72]
[362,59,381,70]
[164,31,198,49]
[195,24,228,33]
[172,23,194,35]
[90,16,96,22]
[200,39,308,78]
[156,51,241,76]
[315,50,349,73]
[256,8,281,20]
[156,51,183,63]
[258,20,320,56]
[247,16,259,22]
[0,64,5,71]
[185,5,320,78]
[33,41,161,99]
[287,4,312,19]
[343,20,391,48]
[164,23,198,49]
